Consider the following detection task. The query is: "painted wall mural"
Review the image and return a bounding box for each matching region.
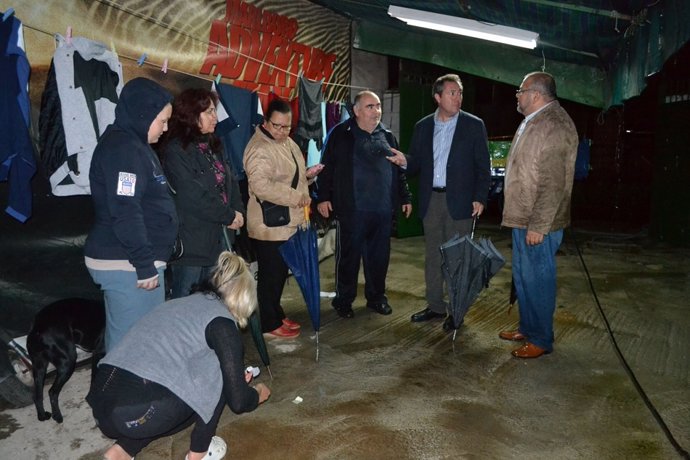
[201,0,341,102]
[1,0,351,108]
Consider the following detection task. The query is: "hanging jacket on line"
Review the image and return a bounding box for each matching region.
[0,15,36,223]
[39,34,122,196]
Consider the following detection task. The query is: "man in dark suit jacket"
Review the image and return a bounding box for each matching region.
[388,74,490,331]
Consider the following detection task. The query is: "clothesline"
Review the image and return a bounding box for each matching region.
[22,0,370,94]
[22,19,272,98]
[94,0,300,85]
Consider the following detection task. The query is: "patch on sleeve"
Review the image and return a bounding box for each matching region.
[116,172,137,196]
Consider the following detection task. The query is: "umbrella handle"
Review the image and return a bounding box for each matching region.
[222,225,233,252]
[471,215,477,240]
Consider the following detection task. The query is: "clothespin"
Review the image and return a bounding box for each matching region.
[2,8,15,22]
[110,39,117,55]
[65,26,72,45]
[215,73,222,85]
[137,53,148,67]
[161,58,168,74]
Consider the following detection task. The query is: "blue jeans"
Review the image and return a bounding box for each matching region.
[88,267,165,352]
[511,228,563,352]
[170,265,213,299]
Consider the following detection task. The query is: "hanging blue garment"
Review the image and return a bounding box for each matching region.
[0,14,35,222]
[321,101,327,142]
[575,139,591,181]
[215,82,262,180]
[307,139,320,168]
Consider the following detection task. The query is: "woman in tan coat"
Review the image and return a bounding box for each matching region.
[243,98,322,338]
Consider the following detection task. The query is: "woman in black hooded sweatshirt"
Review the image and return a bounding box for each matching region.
[84,77,178,352]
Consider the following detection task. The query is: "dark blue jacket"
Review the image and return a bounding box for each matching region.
[84,78,177,280]
[406,111,491,220]
[0,16,35,223]
[316,118,411,215]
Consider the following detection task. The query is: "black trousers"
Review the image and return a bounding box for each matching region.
[87,365,223,456]
[332,210,391,308]
[251,238,288,332]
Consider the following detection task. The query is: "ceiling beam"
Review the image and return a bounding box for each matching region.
[521,0,633,21]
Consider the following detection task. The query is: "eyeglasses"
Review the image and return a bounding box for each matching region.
[516,88,538,95]
[268,120,291,132]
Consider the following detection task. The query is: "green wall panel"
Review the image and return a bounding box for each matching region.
[354,21,606,108]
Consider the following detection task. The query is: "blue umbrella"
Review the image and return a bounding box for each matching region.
[279,208,321,360]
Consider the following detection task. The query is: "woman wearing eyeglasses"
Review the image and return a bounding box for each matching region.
[243,98,323,339]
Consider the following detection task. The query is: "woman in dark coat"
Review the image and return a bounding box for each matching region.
[84,77,177,352]
[161,88,245,299]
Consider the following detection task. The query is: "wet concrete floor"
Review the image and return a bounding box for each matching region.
[0,187,688,459]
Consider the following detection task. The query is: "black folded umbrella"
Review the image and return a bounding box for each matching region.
[439,225,505,341]
[223,227,271,377]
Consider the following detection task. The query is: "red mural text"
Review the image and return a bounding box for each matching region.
[200,0,336,99]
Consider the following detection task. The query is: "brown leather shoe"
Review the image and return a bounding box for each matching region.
[499,330,526,341]
[511,342,548,359]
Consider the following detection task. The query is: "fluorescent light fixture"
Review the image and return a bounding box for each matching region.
[388,5,539,49]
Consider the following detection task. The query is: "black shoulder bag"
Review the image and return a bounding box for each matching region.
[257,154,299,227]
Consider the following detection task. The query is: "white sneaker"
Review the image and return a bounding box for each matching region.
[185,436,227,460]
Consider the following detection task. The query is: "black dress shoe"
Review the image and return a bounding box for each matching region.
[367,302,392,315]
[333,305,354,318]
[443,315,463,332]
[410,307,445,322]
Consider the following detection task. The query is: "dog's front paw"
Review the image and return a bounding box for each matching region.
[51,411,63,423]
[37,411,52,422]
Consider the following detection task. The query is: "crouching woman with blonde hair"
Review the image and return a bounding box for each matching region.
[87,252,271,460]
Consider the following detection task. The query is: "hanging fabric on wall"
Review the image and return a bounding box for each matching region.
[325,101,341,132]
[0,13,36,222]
[575,138,591,181]
[214,81,263,180]
[306,101,328,167]
[294,75,324,153]
[39,33,123,196]
[340,102,351,123]
[306,139,320,168]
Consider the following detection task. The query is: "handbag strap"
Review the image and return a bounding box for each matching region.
[289,152,299,188]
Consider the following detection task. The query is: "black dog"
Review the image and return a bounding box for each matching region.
[26,298,105,423]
